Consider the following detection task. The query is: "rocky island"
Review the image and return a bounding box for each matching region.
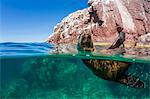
[47,0,150,56]
[47,0,149,44]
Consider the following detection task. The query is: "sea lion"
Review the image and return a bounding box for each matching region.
[108,27,125,49]
[88,6,104,26]
[78,31,144,88]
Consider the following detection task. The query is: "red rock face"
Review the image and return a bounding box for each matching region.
[47,0,150,46]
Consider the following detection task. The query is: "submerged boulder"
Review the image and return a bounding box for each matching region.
[47,0,150,47]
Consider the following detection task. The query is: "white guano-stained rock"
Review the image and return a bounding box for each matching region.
[47,0,150,47]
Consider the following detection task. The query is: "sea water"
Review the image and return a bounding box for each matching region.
[0,42,150,98]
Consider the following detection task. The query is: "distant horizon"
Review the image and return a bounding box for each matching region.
[1,0,88,42]
[0,41,47,43]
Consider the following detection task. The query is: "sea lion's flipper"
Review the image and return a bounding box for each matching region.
[117,75,144,88]
[108,39,121,49]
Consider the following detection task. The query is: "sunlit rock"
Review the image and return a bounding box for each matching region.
[47,0,150,47]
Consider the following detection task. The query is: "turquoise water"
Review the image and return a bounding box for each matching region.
[0,42,150,98]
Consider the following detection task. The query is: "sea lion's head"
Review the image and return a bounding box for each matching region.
[78,29,94,51]
[117,27,123,32]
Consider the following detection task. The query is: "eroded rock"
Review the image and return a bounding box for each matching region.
[47,0,150,48]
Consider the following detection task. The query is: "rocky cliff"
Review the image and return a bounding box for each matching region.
[47,0,150,47]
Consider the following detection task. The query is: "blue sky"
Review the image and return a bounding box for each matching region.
[0,0,88,42]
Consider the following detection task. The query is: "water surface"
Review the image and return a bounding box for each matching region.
[0,42,149,98]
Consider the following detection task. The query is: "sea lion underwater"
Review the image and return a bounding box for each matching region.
[77,29,145,88]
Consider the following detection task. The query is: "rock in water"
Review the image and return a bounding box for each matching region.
[47,0,150,47]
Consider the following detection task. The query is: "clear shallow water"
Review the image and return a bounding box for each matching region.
[0,42,150,98]
[0,42,53,56]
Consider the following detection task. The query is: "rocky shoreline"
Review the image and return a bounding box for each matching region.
[47,0,150,48]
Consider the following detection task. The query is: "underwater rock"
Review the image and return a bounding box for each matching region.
[2,57,149,98]
[22,58,78,89]
[47,0,150,47]
[4,79,29,98]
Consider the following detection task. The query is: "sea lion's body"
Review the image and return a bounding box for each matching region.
[109,27,125,49]
[78,31,144,88]
[82,60,129,81]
